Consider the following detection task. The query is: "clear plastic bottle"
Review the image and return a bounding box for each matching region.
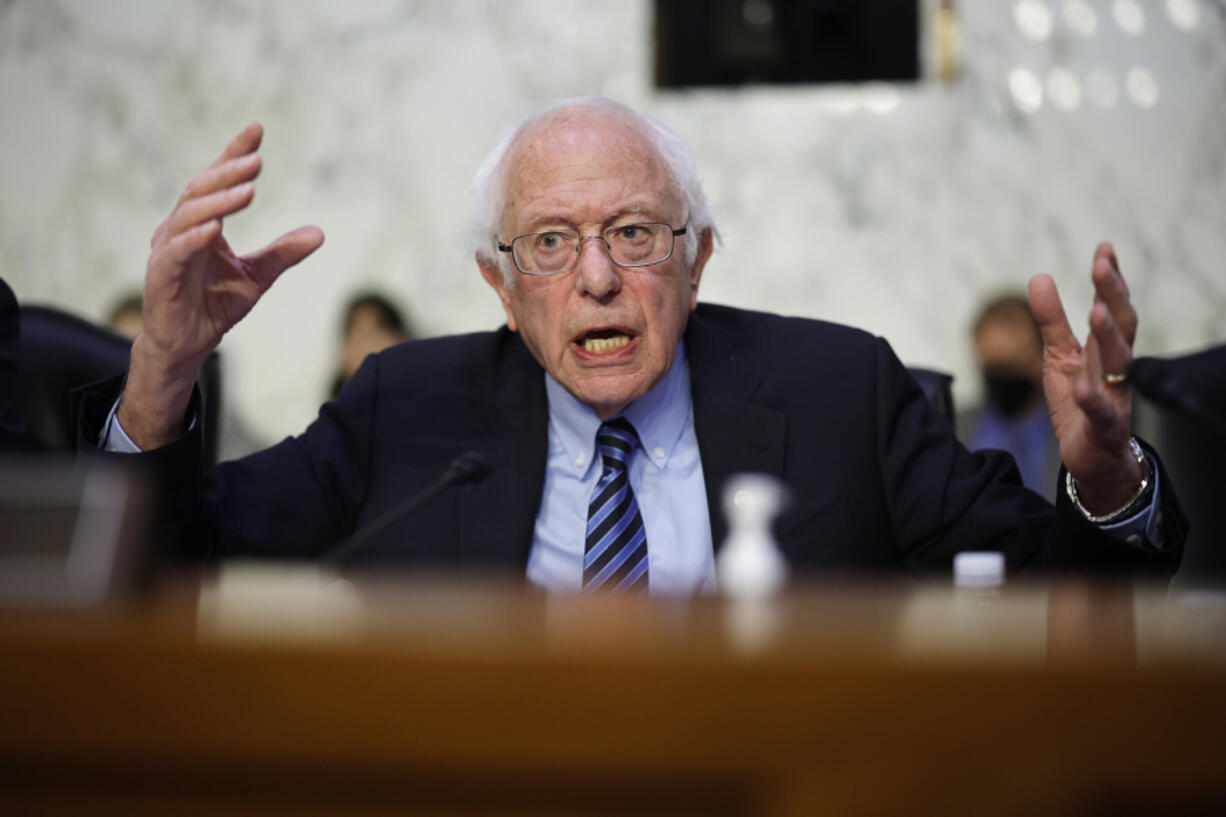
[954,551,1005,601]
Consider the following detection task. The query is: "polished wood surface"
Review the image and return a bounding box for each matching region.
[2,568,1225,816]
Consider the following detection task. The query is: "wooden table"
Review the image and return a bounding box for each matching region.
[2,567,1225,816]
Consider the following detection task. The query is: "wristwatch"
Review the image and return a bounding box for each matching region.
[1065,437,1154,525]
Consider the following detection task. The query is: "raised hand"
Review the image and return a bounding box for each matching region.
[119,123,324,449]
[1028,242,1143,515]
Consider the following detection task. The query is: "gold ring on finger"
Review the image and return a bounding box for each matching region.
[1103,372,1127,385]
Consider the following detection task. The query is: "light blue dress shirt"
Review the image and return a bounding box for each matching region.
[525,341,716,595]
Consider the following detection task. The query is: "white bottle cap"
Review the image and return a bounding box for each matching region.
[953,551,1005,588]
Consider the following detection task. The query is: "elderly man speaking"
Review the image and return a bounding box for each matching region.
[82,98,1185,593]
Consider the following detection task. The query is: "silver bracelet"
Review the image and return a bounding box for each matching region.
[1065,437,1153,524]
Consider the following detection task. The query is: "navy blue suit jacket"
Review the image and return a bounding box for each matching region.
[76,303,1185,574]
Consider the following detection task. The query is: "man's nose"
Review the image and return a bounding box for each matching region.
[573,236,622,298]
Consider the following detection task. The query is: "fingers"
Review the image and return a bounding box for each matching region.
[161,181,255,245]
[1028,273,1080,355]
[1093,241,1123,292]
[1090,300,1133,380]
[1090,241,1137,346]
[1074,243,1134,443]
[179,152,262,206]
[156,219,225,269]
[207,122,263,172]
[243,226,326,290]
[1073,375,1125,436]
[153,152,263,248]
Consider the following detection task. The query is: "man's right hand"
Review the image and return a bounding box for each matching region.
[118,123,324,450]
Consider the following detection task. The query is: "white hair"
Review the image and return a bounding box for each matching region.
[467,96,719,288]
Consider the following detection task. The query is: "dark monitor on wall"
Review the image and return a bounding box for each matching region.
[655,0,920,88]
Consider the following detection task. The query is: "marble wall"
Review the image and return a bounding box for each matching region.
[2,0,1223,446]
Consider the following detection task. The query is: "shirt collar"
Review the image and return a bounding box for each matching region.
[545,341,692,477]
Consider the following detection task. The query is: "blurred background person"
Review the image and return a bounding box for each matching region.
[330,292,413,398]
[957,293,1058,501]
[106,293,144,342]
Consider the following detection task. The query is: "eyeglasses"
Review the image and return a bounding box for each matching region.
[497,222,687,276]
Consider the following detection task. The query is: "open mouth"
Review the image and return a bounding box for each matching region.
[575,328,634,355]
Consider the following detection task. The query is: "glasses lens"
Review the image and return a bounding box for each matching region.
[513,229,578,274]
[607,222,673,266]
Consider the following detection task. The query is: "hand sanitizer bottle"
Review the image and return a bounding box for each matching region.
[717,473,789,600]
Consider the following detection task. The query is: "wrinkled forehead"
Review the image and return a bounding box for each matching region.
[501,108,679,225]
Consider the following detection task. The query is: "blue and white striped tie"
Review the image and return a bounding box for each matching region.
[583,418,649,593]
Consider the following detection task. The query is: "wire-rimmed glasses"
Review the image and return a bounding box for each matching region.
[497,222,687,275]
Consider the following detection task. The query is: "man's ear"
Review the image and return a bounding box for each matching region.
[687,228,714,310]
[478,254,518,332]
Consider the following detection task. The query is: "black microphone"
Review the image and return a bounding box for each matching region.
[323,450,491,567]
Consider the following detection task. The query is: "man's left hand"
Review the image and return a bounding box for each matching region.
[1029,241,1143,515]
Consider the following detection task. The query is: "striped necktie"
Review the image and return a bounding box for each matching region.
[583,417,649,593]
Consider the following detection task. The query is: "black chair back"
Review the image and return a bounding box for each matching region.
[15,304,221,468]
[0,280,22,446]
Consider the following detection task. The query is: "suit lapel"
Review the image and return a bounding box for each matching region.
[457,308,790,566]
[459,331,548,568]
[686,308,787,551]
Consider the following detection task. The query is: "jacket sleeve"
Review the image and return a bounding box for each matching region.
[73,356,383,564]
[74,372,209,562]
[871,336,1186,576]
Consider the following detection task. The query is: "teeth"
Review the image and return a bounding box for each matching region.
[582,334,630,354]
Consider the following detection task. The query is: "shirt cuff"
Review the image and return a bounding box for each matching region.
[99,393,197,453]
[1095,465,1166,552]
[99,394,142,453]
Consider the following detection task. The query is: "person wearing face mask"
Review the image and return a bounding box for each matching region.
[957,293,1060,501]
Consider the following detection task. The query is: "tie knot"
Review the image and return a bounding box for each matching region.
[596,418,639,472]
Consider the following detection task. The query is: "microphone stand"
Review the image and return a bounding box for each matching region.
[322,450,490,568]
